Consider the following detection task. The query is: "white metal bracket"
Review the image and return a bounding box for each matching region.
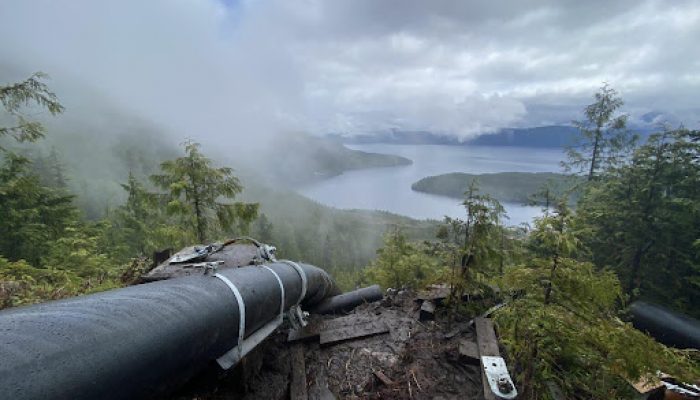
[482,356,518,399]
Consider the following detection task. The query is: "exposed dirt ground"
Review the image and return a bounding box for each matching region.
[170,289,485,400]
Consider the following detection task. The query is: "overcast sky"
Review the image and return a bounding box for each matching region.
[1,0,698,141]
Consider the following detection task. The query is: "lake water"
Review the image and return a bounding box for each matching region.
[297,144,565,225]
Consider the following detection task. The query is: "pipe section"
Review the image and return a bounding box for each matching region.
[0,262,339,400]
[630,301,700,349]
[311,284,383,314]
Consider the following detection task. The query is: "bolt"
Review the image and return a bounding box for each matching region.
[497,377,513,394]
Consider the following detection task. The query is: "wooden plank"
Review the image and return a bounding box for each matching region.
[419,300,436,321]
[319,320,389,346]
[288,320,323,343]
[416,285,451,302]
[458,339,480,364]
[289,343,308,400]
[475,317,500,400]
[475,317,500,357]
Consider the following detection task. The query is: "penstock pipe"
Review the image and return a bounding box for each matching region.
[0,262,339,400]
[629,301,700,349]
[310,284,383,314]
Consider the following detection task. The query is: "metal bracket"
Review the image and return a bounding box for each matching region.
[215,260,311,369]
[202,261,224,275]
[481,356,518,399]
[216,315,283,370]
[287,305,309,330]
[256,244,277,263]
[278,260,309,329]
[215,265,289,370]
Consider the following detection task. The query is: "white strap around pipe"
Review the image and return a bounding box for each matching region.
[279,260,307,304]
[260,265,285,316]
[214,263,307,370]
[213,273,245,360]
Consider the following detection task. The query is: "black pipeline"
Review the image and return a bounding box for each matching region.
[0,262,339,400]
[311,284,383,314]
[630,301,700,349]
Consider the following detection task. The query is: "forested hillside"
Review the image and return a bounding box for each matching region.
[254,132,412,185]
[0,73,437,307]
[1,75,698,399]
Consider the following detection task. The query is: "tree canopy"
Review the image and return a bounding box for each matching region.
[565,83,635,181]
[0,73,64,151]
[150,140,258,243]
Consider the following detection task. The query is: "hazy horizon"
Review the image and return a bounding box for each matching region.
[1,0,698,149]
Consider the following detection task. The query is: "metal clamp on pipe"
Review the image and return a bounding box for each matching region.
[214,264,291,370]
[279,260,309,328]
[213,273,247,368]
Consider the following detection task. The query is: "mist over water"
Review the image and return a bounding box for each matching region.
[298,144,564,225]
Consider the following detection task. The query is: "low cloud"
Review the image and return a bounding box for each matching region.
[1,0,698,143]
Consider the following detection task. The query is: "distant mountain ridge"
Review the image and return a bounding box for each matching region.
[260,133,412,185]
[330,124,654,148]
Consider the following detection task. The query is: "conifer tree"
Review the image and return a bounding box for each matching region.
[577,127,700,314]
[0,73,64,152]
[497,204,699,399]
[457,181,505,280]
[0,154,77,265]
[151,140,258,243]
[47,146,67,188]
[0,74,75,266]
[565,83,635,181]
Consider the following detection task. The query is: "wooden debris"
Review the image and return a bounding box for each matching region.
[373,370,396,387]
[416,284,451,303]
[475,318,500,358]
[290,344,308,400]
[468,303,507,327]
[629,374,665,394]
[419,300,436,321]
[474,317,501,400]
[319,320,389,346]
[288,320,324,343]
[288,315,385,343]
[628,373,700,399]
[458,339,480,365]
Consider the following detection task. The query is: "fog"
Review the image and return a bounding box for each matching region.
[0,1,304,152]
[1,0,698,149]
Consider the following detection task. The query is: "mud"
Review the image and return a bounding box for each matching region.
[170,290,484,400]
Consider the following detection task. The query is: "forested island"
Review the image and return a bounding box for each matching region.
[411,171,576,204]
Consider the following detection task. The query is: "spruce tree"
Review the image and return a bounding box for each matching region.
[0,73,63,152]
[565,84,635,181]
[151,140,258,243]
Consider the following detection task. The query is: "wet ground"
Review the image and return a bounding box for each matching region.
[171,290,484,400]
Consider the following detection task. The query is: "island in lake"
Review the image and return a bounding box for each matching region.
[411,171,577,204]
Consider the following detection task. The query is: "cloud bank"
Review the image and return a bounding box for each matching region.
[1,0,698,142]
